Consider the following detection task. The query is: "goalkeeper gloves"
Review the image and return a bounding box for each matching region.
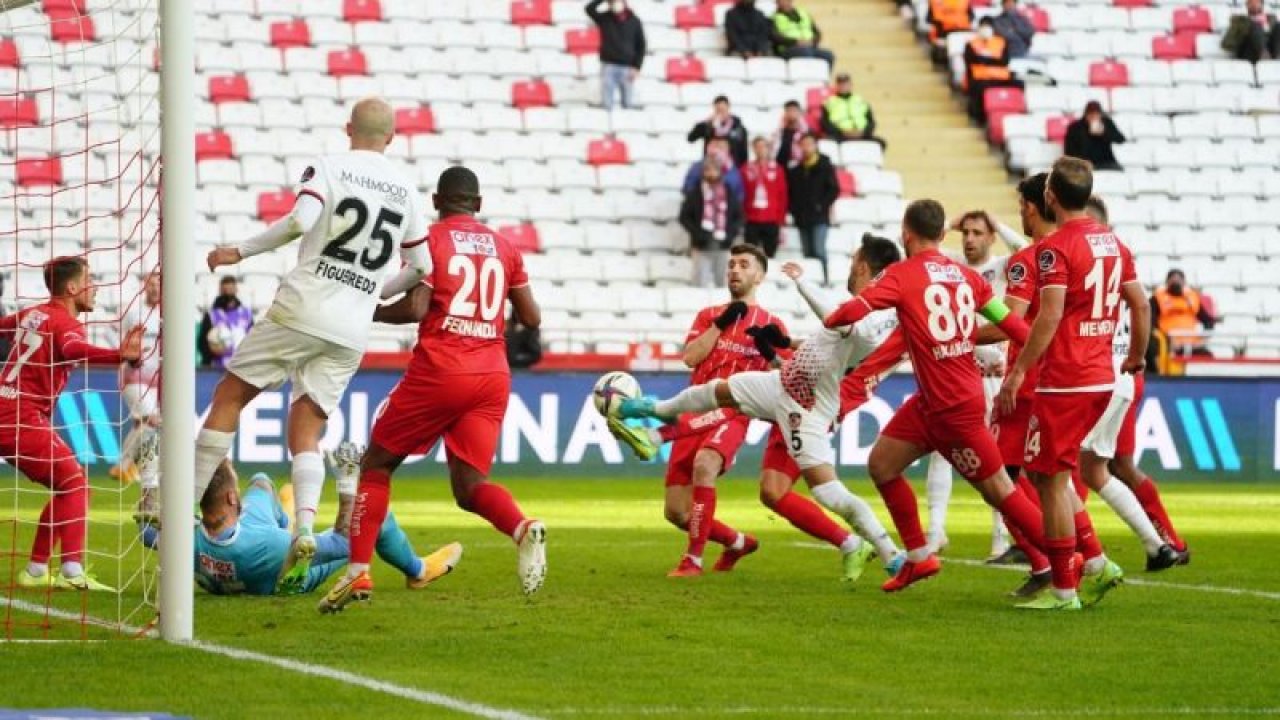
[745,323,791,362]
[713,301,749,330]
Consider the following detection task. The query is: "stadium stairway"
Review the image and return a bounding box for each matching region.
[808,0,1022,222]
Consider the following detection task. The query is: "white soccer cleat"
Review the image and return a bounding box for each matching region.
[516,520,547,596]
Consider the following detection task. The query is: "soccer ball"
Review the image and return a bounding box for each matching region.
[593,371,641,417]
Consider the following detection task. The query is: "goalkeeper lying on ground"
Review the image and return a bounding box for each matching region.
[142,442,461,597]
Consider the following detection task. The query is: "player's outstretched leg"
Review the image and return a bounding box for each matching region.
[1111,456,1189,565]
[868,437,940,593]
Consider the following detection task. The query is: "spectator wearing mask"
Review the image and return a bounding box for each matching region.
[680,157,744,288]
[683,137,745,203]
[928,0,973,60]
[964,17,1019,123]
[197,275,253,368]
[506,308,542,369]
[991,0,1036,59]
[771,0,836,66]
[1222,0,1280,63]
[786,134,838,285]
[741,136,789,258]
[771,100,811,169]
[1063,101,1126,171]
[586,0,647,111]
[1151,269,1217,358]
[688,95,750,167]
[820,73,886,149]
[726,0,774,58]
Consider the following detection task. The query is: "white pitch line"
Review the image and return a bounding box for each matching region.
[546,707,1280,717]
[3,597,542,720]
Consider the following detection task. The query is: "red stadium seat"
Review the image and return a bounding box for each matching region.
[16,158,63,187]
[43,0,85,13]
[499,223,541,253]
[208,74,252,104]
[257,189,297,223]
[1022,5,1050,30]
[674,4,715,29]
[836,169,857,197]
[510,0,552,26]
[1089,61,1129,88]
[0,99,38,129]
[805,106,825,137]
[0,38,18,68]
[48,11,95,43]
[512,79,553,109]
[565,27,601,56]
[806,85,834,109]
[983,86,1026,115]
[986,112,1011,144]
[195,130,234,162]
[587,137,629,166]
[1173,6,1212,34]
[395,106,435,135]
[270,19,311,49]
[1046,114,1073,143]
[1152,33,1196,60]
[327,48,368,77]
[665,56,706,83]
[342,0,382,23]
[1113,0,1152,8]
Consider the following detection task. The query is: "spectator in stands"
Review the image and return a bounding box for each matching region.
[197,275,253,368]
[1222,0,1280,63]
[964,17,1019,123]
[928,0,974,62]
[741,136,789,259]
[786,134,839,285]
[506,307,543,369]
[1152,269,1217,358]
[683,137,745,203]
[1063,101,1126,171]
[771,0,836,66]
[586,0,647,111]
[820,73,886,149]
[726,0,774,58]
[681,156,745,288]
[772,100,811,168]
[991,0,1036,59]
[688,95,750,167]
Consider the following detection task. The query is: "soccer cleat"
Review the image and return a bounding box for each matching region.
[1175,546,1191,566]
[881,554,941,593]
[840,541,877,584]
[667,556,703,578]
[1078,559,1125,607]
[56,572,116,592]
[884,552,906,577]
[1008,570,1052,598]
[1145,544,1180,572]
[16,569,55,589]
[407,542,463,590]
[986,546,1029,566]
[516,520,547,596]
[617,396,658,419]
[713,535,759,572]
[1016,593,1083,611]
[317,571,373,614]
[275,532,317,596]
[606,417,658,461]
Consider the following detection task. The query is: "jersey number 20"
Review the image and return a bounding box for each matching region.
[448,255,507,321]
[322,197,401,271]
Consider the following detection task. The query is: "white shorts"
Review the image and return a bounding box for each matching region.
[727,370,834,470]
[1080,373,1136,459]
[121,383,158,421]
[981,375,1002,424]
[226,318,363,416]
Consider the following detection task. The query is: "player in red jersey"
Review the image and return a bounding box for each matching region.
[319,167,544,612]
[997,157,1149,610]
[823,199,1044,595]
[0,257,143,591]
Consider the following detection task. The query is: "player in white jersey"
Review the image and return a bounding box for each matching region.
[118,271,162,523]
[611,235,909,581]
[194,98,432,592]
[925,211,1029,561]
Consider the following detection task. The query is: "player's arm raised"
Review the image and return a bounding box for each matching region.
[782,261,835,320]
[683,302,746,368]
[207,192,324,271]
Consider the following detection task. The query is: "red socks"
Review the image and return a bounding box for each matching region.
[1134,478,1183,549]
[1016,474,1040,508]
[687,486,717,559]
[30,501,55,565]
[1074,508,1104,562]
[996,485,1046,554]
[1046,536,1078,592]
[877,476,926,552]
[30,475,89,566]
[773,491,851,548]
[349,469,392,567]
[708,520,739,548]
[467,482,528,539]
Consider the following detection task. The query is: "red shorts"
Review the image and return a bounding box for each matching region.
[0,414,85,489]
[664,413,749,487]
[992,398,1034,467]
[883,394,1003,482]
[1115,373,1144,458]
[370,371,511,475]
[761,425,801,481]
[1024,391,1112,475]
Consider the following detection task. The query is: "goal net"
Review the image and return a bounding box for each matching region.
[0,0,164,640]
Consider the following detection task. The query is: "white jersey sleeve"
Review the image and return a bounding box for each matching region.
[783,308,898,421]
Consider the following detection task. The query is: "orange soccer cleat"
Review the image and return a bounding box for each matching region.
[667,556,704,578]
[881,554,942,593]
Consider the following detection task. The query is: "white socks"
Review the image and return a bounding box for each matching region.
[1099,477,1164,554]
[26,562,47,577]
[61,561,83,579]
[291,451,325,534]
[655,383,718,419]
[194,428,235,502]
[839,535,862,554]
[925,452,952,541]
[991,510,1010,554]
[346,562,369,578]
[811,480,899,562]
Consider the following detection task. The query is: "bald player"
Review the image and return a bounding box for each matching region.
[199,97,432,593]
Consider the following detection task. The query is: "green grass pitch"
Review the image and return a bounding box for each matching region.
[2,475,1279,719]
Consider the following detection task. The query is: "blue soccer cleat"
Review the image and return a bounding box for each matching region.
[617,396,658,419]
